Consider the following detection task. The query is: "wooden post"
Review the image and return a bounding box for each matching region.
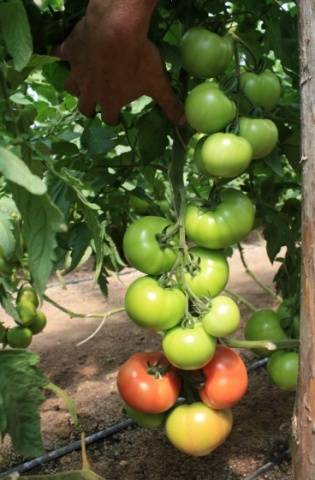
[292,1,315,478]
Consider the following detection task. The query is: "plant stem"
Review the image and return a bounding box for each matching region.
[224,288,258,312]
[238,243,281,302]
[223,337,299,351]
[44,294,125,319]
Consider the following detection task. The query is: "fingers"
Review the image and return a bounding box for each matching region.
[145,46,186,126]
[78,85,97,117]
[100,97,121,126]
[65,74,80,97]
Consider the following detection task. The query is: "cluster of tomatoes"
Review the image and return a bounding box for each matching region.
[115,26,299,455]
[0,285,47,349]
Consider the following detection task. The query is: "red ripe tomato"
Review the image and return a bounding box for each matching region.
[200,345,248,409]
[117,352,181,414]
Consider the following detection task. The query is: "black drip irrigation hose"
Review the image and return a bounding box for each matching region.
[244,449,291,480]
[0,357,282,480]
[0,420,133,478]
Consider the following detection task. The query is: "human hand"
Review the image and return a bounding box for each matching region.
[57,0,185,126]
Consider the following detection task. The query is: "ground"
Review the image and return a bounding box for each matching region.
[0,239,294,479]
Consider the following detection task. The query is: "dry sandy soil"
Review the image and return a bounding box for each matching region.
[0,239,294,479]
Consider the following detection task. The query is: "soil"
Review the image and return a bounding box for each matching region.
[0,240,294,479]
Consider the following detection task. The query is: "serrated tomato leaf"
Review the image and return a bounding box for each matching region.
[0,350,48,458]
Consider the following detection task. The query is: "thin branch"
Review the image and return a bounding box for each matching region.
[238,243,281,302]
[224,289,258,312]
[76,307,125,346]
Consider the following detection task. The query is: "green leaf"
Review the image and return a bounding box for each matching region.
[45,383,78,427]
[0,147,46,195]
[137,107,169,163]
[10,186,65,295]
[0,0,33,71]
[81,118,115,155]
[0,350,48,458]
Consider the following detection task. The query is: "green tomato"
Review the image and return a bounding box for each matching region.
[181,27,233,78]
[124,403,165,428]
[185,82,236,134]
[129,195,150,214]
[185,189,255,249]
[244,309,288,357]
[29,311,47,334]
[267,351,299,391]
[123,216,177,275]
[163,321,217,370]
[7,326,33,349]
[16,299,37,327]
[202,296,240,337]
[125,276,186,331]
[193,136,208,174]
[185,247,229,298]
[17,286,39,308]
[200,133,252,178]
[239,117,279,159]
[240,69,281,112]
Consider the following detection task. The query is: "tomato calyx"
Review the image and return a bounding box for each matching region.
[146,359,171,379]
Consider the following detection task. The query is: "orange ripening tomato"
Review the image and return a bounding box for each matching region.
[117,352,181,414]
[200,345,248,409]
[165,402,233,456]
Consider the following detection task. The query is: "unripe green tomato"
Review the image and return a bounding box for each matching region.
[7,326,33,348]
[29,311,47,334]
[240,69,281,112]
[202,296,240,337]
[125,276,186,331]
[185,189,255,250]
[193,136,208,174]
[185,248,229,299]
[244,309,288,356]
[123,216,178,275]
[181,27,233,78]
[200,133,253,178]
[124,404,165,428]
[129,195,150,214]
[162,321,217,370]
[185,83,236,134]
[17,286,39,308]
[239,117,279,159]
[267,351,299,391]
[16,299,37,327]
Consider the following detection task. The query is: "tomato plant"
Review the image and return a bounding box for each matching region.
[165,402,233,456]
[125,276,186,331]
[200,346,248,409]
[117,352,181,413]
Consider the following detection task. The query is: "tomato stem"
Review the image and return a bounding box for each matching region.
[44,294,125,319]
[224,288,258,312]
[237,243,282,302]
[222,337,299,351]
